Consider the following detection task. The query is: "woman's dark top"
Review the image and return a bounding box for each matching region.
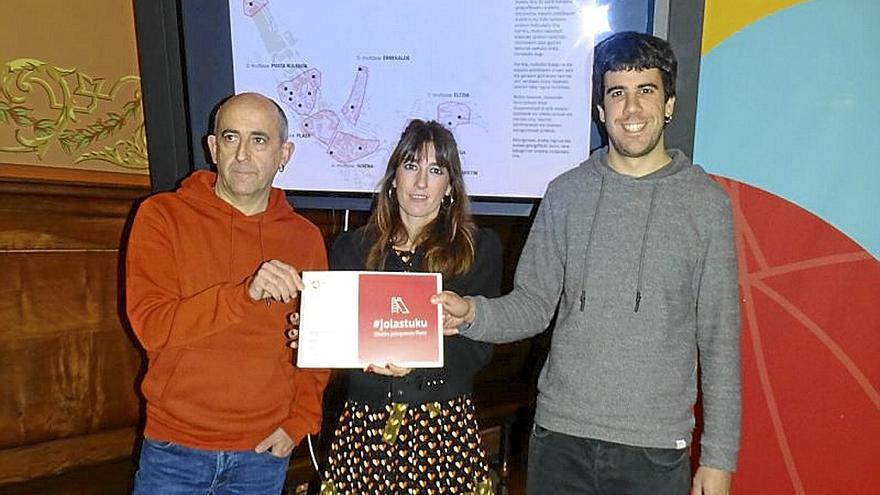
[329,225,503,408]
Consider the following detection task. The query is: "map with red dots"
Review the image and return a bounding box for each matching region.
[437,102,471,130]
[341,66,368,125]
[229,0,593,196]
[242,0,267,17]
[276,66,379,163]
[277,69,320,115]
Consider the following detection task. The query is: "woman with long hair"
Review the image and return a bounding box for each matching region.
[320,119,501,494]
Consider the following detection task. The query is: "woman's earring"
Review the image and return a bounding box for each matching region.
[664,114,673,124]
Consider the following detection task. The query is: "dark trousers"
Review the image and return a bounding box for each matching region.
[526,425,691,495]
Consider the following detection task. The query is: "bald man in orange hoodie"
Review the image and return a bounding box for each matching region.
[127,93,329,494]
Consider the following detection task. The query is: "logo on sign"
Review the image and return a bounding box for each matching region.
[390,296,410,314]
[371,296,427,330]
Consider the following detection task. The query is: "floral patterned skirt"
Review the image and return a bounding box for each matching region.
[320,396,494,495]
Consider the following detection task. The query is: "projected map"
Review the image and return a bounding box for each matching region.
[230,0,593,196]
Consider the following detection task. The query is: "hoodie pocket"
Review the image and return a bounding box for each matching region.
[156,348,291,433]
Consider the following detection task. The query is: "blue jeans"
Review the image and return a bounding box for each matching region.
[526,425,691,495]
[132,438,290,495]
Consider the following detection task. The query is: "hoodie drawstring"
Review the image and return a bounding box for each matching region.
[579,178,658,313]
[634,184,658,312]
[579,176,605,311]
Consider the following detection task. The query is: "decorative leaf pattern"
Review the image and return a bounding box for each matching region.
[0,58,148,169]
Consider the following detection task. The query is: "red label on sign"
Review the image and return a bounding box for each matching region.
[357,273,439,364]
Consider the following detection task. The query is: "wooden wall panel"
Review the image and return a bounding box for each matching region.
[0,180,144,250]
[0,177,147,483]
[0,252,141,448]
[0,428,137,485]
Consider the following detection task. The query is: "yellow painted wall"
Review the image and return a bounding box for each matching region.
[702,0,807,54]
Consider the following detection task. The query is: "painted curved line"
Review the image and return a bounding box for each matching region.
[733,191,769,272]
[716,178,769,271]
[722,177,878,409]
[729,179,806,495]
[751,279,880,410]
[737,253,806,495]
[753,252,874,281]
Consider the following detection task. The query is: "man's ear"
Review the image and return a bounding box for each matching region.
[207,135,218,163]
[665,96,676,120]
[279,141,294,169]
[596,105,606,123]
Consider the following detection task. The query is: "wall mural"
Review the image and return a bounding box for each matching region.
[695,0,879,493]
[0,58,147,171]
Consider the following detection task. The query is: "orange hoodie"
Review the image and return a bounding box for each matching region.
[126,170,329,450]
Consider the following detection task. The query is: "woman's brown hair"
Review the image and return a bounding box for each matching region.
[365,119,475,277]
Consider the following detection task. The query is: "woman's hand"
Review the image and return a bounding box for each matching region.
[364,363,412,377]
[289,311,411,377]
[285,312,300,349]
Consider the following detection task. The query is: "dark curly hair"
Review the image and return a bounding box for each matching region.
[592,31,678,111]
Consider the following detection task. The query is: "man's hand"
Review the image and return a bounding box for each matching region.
[254,427,295,457]
[431,291,475,335]
[286,312,299,349]
[248,260,304,303]
[691,466,732,495]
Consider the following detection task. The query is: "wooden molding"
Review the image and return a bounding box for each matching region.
[0,163,150,188]
[0,427,137,485]
[0,175,149,250]
[0,174,149,204]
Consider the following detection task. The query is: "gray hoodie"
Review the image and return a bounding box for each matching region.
[463,147,741,471]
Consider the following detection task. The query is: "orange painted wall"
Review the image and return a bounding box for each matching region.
[0,0,149,185]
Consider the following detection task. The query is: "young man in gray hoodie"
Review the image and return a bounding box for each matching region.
[434,32,741,495]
